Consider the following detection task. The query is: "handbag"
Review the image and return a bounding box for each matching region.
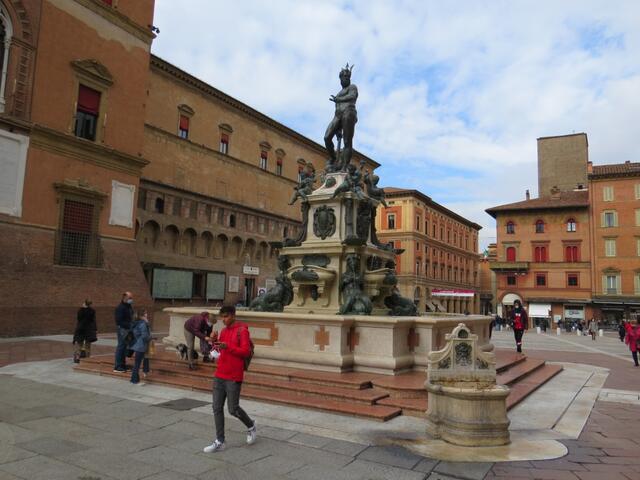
[148,339,156,357]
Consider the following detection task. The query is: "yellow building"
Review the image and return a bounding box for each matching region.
[137,55,379,309]
[376,188,482,313]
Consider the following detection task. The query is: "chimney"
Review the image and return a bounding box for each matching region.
[587,161,593,173]
[525,189,530,200]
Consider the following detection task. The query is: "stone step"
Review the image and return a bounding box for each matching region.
[239,386,402,422]
[497,357,546,386]
[376,397,427,418]
[78,355,388,405]
[74,362,399,421]
[505,364,563,410]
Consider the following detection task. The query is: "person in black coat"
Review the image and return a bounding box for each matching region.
[73,300,97,363]
[509,300,529,353]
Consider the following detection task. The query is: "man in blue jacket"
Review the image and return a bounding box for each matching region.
[114,291,134,372]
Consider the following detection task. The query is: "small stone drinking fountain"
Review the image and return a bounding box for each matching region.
[425,323,510,446]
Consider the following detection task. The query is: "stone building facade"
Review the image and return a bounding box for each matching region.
[376,188,482,313]
[487,133,640,328]
[0,0,155,336]
[137,55,379,309]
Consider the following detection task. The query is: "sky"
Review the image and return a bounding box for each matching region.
[151,1,640,251]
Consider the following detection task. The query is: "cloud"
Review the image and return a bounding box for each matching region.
[151,0,640,251]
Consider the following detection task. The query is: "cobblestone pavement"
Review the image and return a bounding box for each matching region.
[0,333,639,479]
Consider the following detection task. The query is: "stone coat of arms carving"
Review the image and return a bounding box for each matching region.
[313,206,336,240]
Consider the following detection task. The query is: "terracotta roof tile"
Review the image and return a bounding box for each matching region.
[591,162,640,177]
[485,190,589,217]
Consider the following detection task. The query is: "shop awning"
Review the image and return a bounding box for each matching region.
[528,303,551,317]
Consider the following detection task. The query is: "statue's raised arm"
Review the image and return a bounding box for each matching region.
[324,63,358,172]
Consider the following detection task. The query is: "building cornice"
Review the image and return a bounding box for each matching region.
[73,0,155,44]
[384,189,482,230]
[31,124,149,175]
[149,55,379,170]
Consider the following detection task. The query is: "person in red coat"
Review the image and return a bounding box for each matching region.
[203,305,256,453]
[625,318,640,366]
[510,300,529,353]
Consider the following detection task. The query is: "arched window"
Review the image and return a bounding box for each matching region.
[506,246,516,262]
[534,246,547,262]
[535,219,545,233]
[506,221,515,234]
[0,4,12,113]
[565,245,580,262]
[567,218,577,232]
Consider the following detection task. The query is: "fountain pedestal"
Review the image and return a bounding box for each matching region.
[425,323,510,446]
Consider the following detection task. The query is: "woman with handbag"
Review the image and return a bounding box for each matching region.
[130,310,152,384]
[73,300,97,363]
[625,318,640,367]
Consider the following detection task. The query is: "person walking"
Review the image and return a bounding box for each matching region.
[114,292,134,373]
[184,311,216,370]
[619,320,627,342]
[73,300,97,363]
[625,318,640,366]
[130,309,152,384]
[588,318,598,341]
[204,305,256,453]
[510,300,529,353]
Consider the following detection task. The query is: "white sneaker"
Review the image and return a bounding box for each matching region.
[203,439,225,453]
[247,422,257,445]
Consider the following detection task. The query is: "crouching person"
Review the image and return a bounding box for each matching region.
[184,311,216,370]
[204,305,256,452]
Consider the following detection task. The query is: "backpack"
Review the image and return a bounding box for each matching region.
[237,327,255,371]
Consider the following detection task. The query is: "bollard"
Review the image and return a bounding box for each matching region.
[576,329,581,336]
[556,327,561,336]
[536,326,541,334]
[599,329,604,337]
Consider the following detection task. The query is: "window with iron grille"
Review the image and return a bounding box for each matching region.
[55,198,102,267]
[172,197,182,216]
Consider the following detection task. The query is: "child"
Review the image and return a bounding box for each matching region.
[130,310,152,384]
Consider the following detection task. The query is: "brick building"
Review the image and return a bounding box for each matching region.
[0,0,155,336]
[589,161,640,323]
[137,55,379,309]
[376,188,482,313]
[486,133,640,328]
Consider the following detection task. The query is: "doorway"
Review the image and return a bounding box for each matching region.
[244,278,255,306]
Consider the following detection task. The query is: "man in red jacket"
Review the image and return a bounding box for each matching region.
[204,305,256,453]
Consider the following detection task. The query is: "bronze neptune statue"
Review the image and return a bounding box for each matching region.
[324,64,358,172]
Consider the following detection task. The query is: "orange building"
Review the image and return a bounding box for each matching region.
[487,133,640,328]
[0,0,155,336]
[376,188,482,313]
[486,189,593,327]
[589,161,640,323]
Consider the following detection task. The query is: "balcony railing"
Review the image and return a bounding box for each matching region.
[489,261,529,272]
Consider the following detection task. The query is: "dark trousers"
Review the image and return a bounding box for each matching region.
[212,377,254,442]
[632,351,639,366]
[514,329,524,352]
[130,351,149,383]
[114,326,130,370]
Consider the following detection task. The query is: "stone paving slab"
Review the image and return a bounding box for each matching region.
[340,459,426,480]
[59,448,167,480]
[0,443,38,465]
[15,437,89,457]
[356,444,424,469]
[434,460,493,479]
